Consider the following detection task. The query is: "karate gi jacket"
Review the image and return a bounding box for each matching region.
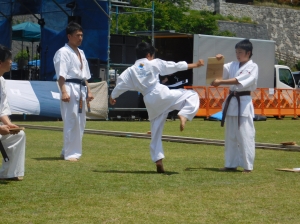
[53,44,91,101]
[0,77,11,117]
[222,60,258,117]
[111,58,189,120]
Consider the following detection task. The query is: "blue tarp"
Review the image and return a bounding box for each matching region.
[30,81,61,117]
[0,0,109,80]
[5,80,109,119]
[74,1,109,60]
[6,80,61,118]
[12,0,42,16]
[40,27,67,80]
[209,111,222,121]
[0,19,10,48]
[40,0,109,80]
[0,1,12,21]
[11,62,18,70]
[28,59,40,67]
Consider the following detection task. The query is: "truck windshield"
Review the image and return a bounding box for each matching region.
[279,68,295,88]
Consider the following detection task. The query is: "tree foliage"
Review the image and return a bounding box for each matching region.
[110,0,235,37]
[129,0,191,8]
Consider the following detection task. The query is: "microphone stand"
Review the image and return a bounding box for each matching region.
[35,45,38,80]
[26,46,30,80]
[43,46,48,80]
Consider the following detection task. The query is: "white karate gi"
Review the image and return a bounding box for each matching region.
[53,44,91,160]
[111,58,199,162]
[222,60,258,170]
[0,77,26,179]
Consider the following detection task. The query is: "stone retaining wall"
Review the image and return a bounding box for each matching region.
[218,21,269,40]
[190,0,300,59]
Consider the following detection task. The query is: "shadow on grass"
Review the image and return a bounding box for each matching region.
[93,170,179,175]
[0,180,10,185]
[32,157,62,161]
[185,167,242,172]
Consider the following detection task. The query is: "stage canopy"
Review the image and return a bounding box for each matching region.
[12,21,41,42]
[0,0,109,80]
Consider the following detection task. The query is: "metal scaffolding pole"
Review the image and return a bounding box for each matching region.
[111,1,155,46]
[152,1,154,47]
[101,0,155,86]
[107,0,111,84]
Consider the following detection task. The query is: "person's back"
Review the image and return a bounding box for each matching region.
[119,58,187,95]
[119,58,159,94]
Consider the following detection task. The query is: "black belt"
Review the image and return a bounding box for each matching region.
[221,91,251,128]
[65,79,86,86]
[0,140,9,162]
[65,79,90,113]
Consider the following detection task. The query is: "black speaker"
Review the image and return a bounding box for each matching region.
[125,45,136,64]
[125,36,138,45]
[110,35,142,64]
[108,88,139,108]
[68,16,81,25]
[3,71,10,79]
[108,88,146,119]
[5,70,29,80]
[110,45,123,64]
[87,58,105,81]
[111,35,124,44]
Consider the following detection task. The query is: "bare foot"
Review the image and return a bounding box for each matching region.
[67,158,79,162]
[178,115,188,131]
[242,169,252,173]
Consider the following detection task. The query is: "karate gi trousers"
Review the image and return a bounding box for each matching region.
[61,89,86,160]
[224,116,255,170]
[0,131,26,178]
[149,90,199,162]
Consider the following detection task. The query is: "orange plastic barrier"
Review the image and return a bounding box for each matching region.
[184,86,300,118]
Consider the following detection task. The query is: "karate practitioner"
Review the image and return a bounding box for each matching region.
[53,22,94,162]
[211,39,258,173]
[110,42,204,173]
[0,45,26,181]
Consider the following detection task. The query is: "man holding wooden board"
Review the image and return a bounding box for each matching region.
[0,45,26,181]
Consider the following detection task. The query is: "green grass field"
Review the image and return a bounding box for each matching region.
[1,118,300,223]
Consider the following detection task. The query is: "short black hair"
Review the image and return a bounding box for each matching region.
[136,42,156,59]
[235,39,253,58]
[66,22,83,35]
[0,45,12,62]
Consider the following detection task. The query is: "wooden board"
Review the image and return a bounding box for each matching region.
[280,141,296,146]
[206,57,224,85]
[9,127,25,132]
[275,168,300,172]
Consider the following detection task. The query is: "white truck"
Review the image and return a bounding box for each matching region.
[192,34,296,89]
